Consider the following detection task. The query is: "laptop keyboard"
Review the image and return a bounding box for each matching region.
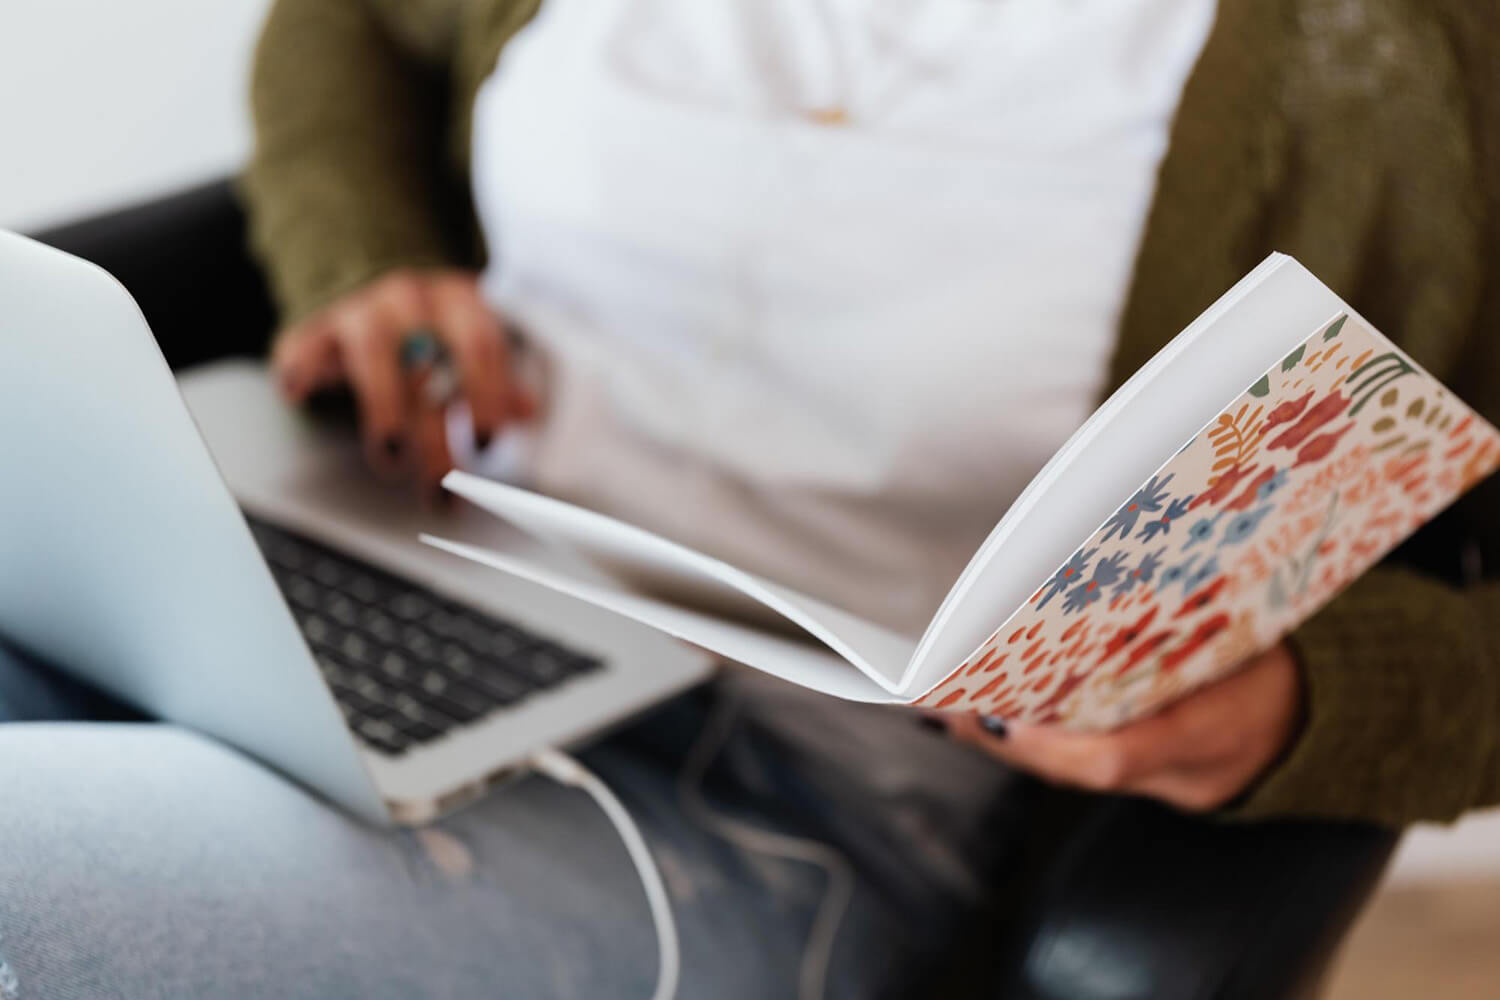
[245,516,603,757]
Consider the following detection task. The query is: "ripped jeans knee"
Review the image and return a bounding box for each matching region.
[0,934,19,999]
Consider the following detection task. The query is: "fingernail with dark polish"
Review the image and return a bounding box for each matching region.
[980,716,1009,738]
[919,716,949,734]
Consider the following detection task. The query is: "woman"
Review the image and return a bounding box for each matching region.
[0,0,1495,996]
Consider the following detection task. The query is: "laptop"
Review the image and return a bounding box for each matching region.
[0,230,713,825]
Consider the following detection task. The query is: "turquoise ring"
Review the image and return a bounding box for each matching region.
[398,328,447,371]
[399,329,458,406]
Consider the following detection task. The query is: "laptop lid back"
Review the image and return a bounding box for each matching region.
[0,231,387,823]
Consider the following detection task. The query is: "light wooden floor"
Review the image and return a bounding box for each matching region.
[1322,879,1500,1000]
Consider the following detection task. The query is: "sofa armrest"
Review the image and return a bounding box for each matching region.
[955,788,1397,1000]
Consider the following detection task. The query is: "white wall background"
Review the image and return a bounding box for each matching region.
[2,0,1498,883]
[0,0,271,231]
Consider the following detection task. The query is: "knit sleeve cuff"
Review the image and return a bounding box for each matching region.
[1228,567,1497,827]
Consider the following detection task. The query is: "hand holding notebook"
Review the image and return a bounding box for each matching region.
[425,255,1500,730]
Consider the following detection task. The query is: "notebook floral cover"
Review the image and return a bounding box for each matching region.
[916,312,1500,727]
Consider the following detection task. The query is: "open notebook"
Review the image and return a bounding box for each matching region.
[425,255,1500,729]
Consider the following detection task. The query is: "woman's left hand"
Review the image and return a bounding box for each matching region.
[945,642,1304,812]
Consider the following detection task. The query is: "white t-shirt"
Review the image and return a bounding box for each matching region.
[471,0,1219,635]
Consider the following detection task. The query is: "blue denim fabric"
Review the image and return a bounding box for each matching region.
[0,642,1003,999]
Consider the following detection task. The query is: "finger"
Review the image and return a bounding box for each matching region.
[406,376,456,505]
[271,318,341,403]
[948,711,1186,794]
[429,275,511,445]
[336,299,414,474]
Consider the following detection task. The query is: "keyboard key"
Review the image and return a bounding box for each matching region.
[325,594,360,627]
[377,651,411,683]
[392,692,448,725]
[400,626,438,659]
[361,608,399,643]
[339,632,378,667]
[463,667,528,705]
[415,683,489,724]
[475,626,530,660]
[311,557,346,588]
[426,611,466,641]
[427,680,493,719]
[388,593,433,621]
[299,613,333,646]
[348,672,392,704]
[330,681,392,720]
[521,647,570,685]
[314,653,346,684]
[439,643,475,676]
[284,574,320,610]
[391,718,444,744]
[347,573,385,604]
[355,718,408,755]
[257,533,306,572]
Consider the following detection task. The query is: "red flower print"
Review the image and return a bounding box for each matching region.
[1096,605,1160,668]
[973,675,1011,701]
[1117,628,1177,678]
[1383,453,1427,487]
[1226,467,1278,511]
[1173,576,1227,618]
[1031,664,1094,724]
[1192,463,1260,510]
[1158,614,1231,673]
[1267,391,1349,450]
[1260,390,1315,435]
[935,689,967,709]
[1293,422,1355,467]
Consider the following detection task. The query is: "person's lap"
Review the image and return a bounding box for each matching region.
[0,640,985,1000]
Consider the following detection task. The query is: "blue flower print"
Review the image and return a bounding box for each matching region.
[1061,581,1101,615]
[1101,474,1175,543]
[1156,555,1200,597]
[1092,551,1129,588]
[1257,469,1289,502]
[1036,546,1097,610]
[1182,513,1223,551]
[1137,495,1196,543]
[1112,547,1167,599]
[1061,551,1129,615]
[1183,555,1222,596]
[1220,505,1274,548]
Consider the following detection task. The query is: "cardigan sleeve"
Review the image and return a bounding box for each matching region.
[242,0,490,323]
[1231,1,1500,828]
[1234,564,1500,826]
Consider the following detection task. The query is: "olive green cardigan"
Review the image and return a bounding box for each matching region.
[244,0,1500,828]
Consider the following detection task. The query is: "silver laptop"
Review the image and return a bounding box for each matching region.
[0,230,712,825]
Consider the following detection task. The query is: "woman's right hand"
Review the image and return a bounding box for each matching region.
[271,269,537,503]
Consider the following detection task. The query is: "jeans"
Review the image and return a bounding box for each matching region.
[0,640,1016,1000]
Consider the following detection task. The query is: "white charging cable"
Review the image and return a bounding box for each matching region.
[529,748,681,1000]
[529,696,852,1000]
[676,696,853,1000]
